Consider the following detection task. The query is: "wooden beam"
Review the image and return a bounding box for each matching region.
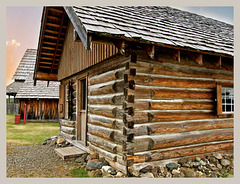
[166,49,180,62]
[51,11,66,73]
[46,22,67,28]
[48,7,64,13]
[145,45,155,59]
[44,35,65,40]
[35,72,58,81]
[219,56,222,68]
[45,29,66,35]
[114,40,125,55]
[187,52,203,65]
[36,7,49,74]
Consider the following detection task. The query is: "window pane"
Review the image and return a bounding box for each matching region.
[222,105,225,112]
[226,105,231,112]
[222,87,234,113]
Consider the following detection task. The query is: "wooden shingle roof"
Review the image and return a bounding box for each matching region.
[13,49,37,81]
[70,6,233,56]
[6,81,24,95]
[15,74,59,99]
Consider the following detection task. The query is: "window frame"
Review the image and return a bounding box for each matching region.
[216,82,234,117]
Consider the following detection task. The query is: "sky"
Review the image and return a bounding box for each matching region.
[6,6,234,86]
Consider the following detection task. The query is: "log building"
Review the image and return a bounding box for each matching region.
[33,6,234,174]
[7,49,60,121]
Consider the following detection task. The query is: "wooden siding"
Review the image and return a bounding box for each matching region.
[19,99,58,121]
[123,52,233,168]
[58,22,118,80]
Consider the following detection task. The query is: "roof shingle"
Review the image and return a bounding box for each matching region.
[71,6,233,56]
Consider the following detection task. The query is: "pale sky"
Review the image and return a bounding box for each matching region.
[6,6,234,86]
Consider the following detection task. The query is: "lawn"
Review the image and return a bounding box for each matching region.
[7,114,60,145]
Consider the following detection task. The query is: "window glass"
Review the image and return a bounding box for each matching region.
[222,88,234,113]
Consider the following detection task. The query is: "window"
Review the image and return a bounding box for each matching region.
[222,87,234,113]
[217,84,234,115]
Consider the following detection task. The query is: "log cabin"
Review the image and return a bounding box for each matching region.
[33,6,234,174]
[7,49,60,122]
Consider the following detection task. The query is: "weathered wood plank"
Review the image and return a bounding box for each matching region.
[88,134,118,154]
[88,114,119,128]
[128,141,233,163]
[129,75,216,89]
[89,67,126,85]
[130,60,233,81]
[88,142,117,161]
[148,118,233,135]
[60,131,76,140]
[132,128,233,152]
[88,124,114,141]
[148,111,216,122]
[61,126,75,135]
[59,119,75,127]
[89,94,125,105]
[89,80,125,95]
[89,105,123,119]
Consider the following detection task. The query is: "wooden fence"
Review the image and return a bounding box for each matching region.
[6,103,19,115]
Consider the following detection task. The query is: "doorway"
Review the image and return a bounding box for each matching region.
[77,77,87,146]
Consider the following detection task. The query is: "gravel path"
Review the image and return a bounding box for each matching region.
[7,144,77,178]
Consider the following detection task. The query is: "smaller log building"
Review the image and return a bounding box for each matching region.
[7,49,59,122]
[34,6,234,174]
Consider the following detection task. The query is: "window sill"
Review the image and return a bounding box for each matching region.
[218,113,234,118]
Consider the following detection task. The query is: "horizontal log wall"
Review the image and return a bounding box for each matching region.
[88,56,132,171]
[124,53,233,167]
[19,99,58,121]
[58,22,118,80]
[59,119,76,140]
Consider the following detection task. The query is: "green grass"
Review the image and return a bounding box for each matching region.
[70,168,90,177]
[7,114,60,145]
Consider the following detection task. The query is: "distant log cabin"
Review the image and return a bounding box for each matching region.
[8,49,60,122]
[16,74,59,122]
[33,6,234,174]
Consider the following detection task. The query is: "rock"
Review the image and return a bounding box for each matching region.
[172,169,180,175]
[221,159,230,166]
[101,166,112,173]
[200,160,207,166]
[128,167,140,177]
[98,157,109,166]
[139,165,153,173]
[159,166,165,174]
[110,170,117,175]
[86,161,104,171]
[56,137,65,144]
[151,166,160,177]
[193,162,200,167]
[195,157,201,162]
[217,163,222,169]
[89,153,99,160]
[165,172,172,178]
[166,162,178,171]
[75,153,88,164]
[116,171,124,177]
[184,169,196,177]
[141,172,154,178]
[88,169,102,177]
[196,171,203,178]
[214,152,223,160]
[178,157,189,165]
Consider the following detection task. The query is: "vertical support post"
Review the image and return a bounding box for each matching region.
[24,104,27,124]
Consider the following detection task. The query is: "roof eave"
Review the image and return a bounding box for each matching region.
[64,6,91,50]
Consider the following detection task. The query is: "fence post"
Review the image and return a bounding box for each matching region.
[24,104,27,124]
